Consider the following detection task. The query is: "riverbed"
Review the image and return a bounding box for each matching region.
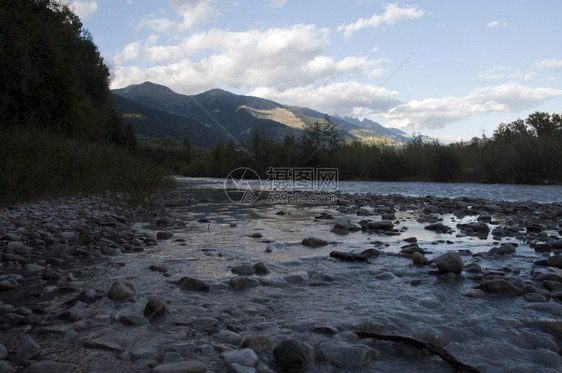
[0,180,561,372]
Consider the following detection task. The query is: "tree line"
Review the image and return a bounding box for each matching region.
[0,0,168,205]
[142,112,562,185]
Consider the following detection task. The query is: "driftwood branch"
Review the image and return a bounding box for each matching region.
[354,331,480,373]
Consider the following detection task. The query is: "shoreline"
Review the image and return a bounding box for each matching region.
[0,190,561,372]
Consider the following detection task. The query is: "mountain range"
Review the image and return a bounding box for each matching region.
[111,81,415,148]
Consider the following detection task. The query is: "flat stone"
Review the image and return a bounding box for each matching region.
[242,336,273,353]
[318,343,379,368]
[216,330,243,346]
[23,361,77,373]
[82,338,123,352]
[475,279,521,296]
[151,361,207,373]
[229,276,259,291]
[2,253,28,263]
[227,363,256,373]
[220,348,258,367]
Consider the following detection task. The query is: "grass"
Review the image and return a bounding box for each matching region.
[0,124,175,206]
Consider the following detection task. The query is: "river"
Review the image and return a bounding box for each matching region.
[112,177,558,372]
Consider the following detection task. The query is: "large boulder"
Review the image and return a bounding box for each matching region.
[273,340,313,371]
[475,279,521,296]
[431,252,464,275]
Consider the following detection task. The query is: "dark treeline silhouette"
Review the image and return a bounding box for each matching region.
[146,112,561,185]
[0,0,170,204]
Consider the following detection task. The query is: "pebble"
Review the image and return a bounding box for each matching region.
[220,348,259,367]
[151,361,207,373]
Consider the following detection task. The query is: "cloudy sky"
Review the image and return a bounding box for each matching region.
[67,0,562,142]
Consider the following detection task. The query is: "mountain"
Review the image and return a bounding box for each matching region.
[111,93,217,148]
[335,116,412,144]
[112,82,304,144]
[112,81,421,148]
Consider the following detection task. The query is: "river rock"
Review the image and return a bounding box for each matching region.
[539,320,562,336]
[365,221,394,231]
[457,222,490,238]
[475,279,521,296]
[242,336,272,353]
[302,237,328,248]
[488,243,517,256]
[253,262,271,275]
[227,363,256,373]
[411,251,429,265]
[0,278,20,291]
[317,343,379,368]
[220,348,258,367]
[23,361,77,373]
[431,251,464,274]
[15,338,42,363]
[107,280,136,300]
[231,265,255,276]
[156,231,174,240]
[0,361,13,373]
[216,330,243,346]
[2,253,28,263]
[151,361,207,373]
[532,267,562,282]
[120,314,149,326]
[547,255,562,269]
[0,344,7,360]
[229,276,259,291]
[534,243,552,253]
[177,277,210,292]
[424,223,452,234]
[144,298,166,318]
[273,340,312,371]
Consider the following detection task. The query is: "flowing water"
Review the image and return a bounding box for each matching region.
[56,179,562,372]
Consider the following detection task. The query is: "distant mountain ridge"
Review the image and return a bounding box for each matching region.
[111,81,418,147]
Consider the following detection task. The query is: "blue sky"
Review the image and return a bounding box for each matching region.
[66,0,562,142]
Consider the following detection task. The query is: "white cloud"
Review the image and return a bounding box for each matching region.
[65,1,98,19]
[250,82,402,115]
[112,24,386,94]
[113,41,141,65]
[477,65,536,82]
[536,58,562,72]
[271,0,287,7]
[338,2,425,38]
[138,0,220,33]
[486,21,499,28]
[384,83,562,130]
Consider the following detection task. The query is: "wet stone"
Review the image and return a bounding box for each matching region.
[156,231,174,240]
[242,336,272,353]
[273,340,312,372]
[231,265,255,276]
[220,348,258,367]
[318,343,379,368]
[432,251,464,275]
[16,338,42,363]
[144,298,167,318]
[107,280,136,300]
[151,361,207,373]
[177,277,210,292]
[229,276,259,291]
[253,262,271,275]
[216,330,243,346]
[302,237,328,248]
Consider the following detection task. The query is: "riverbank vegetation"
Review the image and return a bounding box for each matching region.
[147,112,562,185]
[0,0,172,205]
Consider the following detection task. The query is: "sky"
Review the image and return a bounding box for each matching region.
[65,0,562,143]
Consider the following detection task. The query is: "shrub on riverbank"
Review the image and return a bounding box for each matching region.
[164,112,562,185]
[0,124,174,205]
